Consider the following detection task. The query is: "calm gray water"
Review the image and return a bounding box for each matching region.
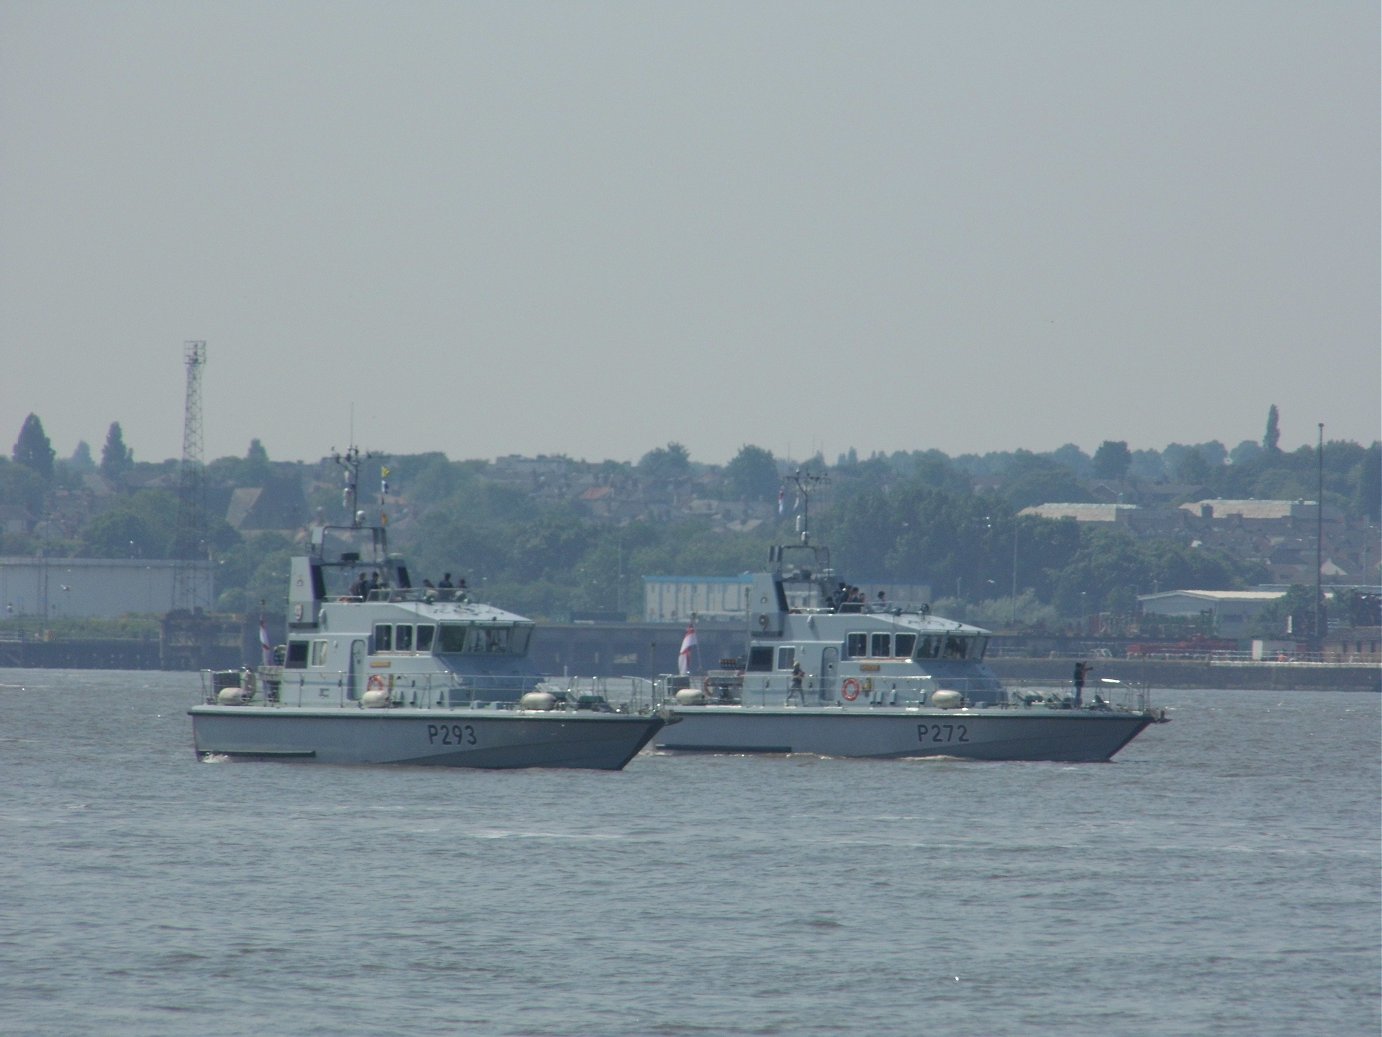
[1,671,1377,1037]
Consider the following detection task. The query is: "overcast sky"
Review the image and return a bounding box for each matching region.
[2,2,1377,468]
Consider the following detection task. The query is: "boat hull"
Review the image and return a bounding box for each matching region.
[190,706,664,770]
[656,706,1155,762]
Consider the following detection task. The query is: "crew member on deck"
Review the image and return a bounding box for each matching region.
[1072,660,1091,706]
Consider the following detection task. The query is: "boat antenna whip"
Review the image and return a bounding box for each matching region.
[783,468,828,544]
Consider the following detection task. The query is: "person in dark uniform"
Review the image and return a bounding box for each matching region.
[789,661,805,703]
[1072,660,1090,706]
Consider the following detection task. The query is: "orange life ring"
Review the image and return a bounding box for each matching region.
[367,675,385,692]
[841,678,861,701]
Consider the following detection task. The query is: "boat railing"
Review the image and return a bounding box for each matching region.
[366,587,471,604]
[790,599,936,617]
[640,671,1159,714]
[199,668,654,713]
[652,672,982,708]
[998,676,1158,714]
[535,675,661,714]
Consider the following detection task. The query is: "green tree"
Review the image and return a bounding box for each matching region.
[638,442,692,482]
[1264,404,1281,453]
[0,457,47,518]
[723,445,778,501]
[1000,455,1092,509]
[243,438,272,484]
[1091,440,1132,480]
[69,441,95,470]
[1175,448,1213,484]
[1251,584,1316,640]
[13,413,55,479]
[215,534,293,613]
[1047,443,1092,478]
[1229,439,1263,466]
[78,490,180,558]
[99,422,133,480]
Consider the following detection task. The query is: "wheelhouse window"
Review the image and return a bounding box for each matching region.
[285,640,309,669]
[846,633,867,658]
[395,625,414,651]
[870,633,891,657]
[894,633,917,657]
[416,625,435,652]
[776,646,796,670]
[310,640,328,666]
[436,622,531,656]
[373,624,392,651]
[915,635,942,660]
[746,645,774,672]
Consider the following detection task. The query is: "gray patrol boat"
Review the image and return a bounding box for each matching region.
[656,472,1168,762]
[190,448,664,769]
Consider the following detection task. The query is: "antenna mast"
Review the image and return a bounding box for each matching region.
[172,341,209,612]
[785,468,828,544]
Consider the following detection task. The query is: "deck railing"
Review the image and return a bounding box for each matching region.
[199,668,658,713]
[630,672,1158,714]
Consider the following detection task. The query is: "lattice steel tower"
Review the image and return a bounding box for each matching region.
[172,341,209,612]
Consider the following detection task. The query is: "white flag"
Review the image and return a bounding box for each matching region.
[678,625,698,675]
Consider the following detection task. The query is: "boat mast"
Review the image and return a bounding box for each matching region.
[335,445,366,526]
[332,444,388,554]
[784,468,828,545]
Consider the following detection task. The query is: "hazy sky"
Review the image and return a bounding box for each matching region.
[3,2,1377,468]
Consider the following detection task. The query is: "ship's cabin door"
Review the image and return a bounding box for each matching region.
[820,647,838,701]
[348,639,366,700]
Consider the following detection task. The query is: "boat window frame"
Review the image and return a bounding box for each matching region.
[776,646,796,670]
[435,621,529,657]
[373,624,392,652]
[915,635,942,660]
[846,632,867,658]
[437,622,469,654]
[310,639,328,667]
[894,632,917,658]
[285,640,309,669]
[745,645,774,672]
[870,632,891,657]
[416,624,435,653]
[395,624,414,652]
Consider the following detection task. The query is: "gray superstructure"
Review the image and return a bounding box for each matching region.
[656,471,1167,761]
[190,448,663,770]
